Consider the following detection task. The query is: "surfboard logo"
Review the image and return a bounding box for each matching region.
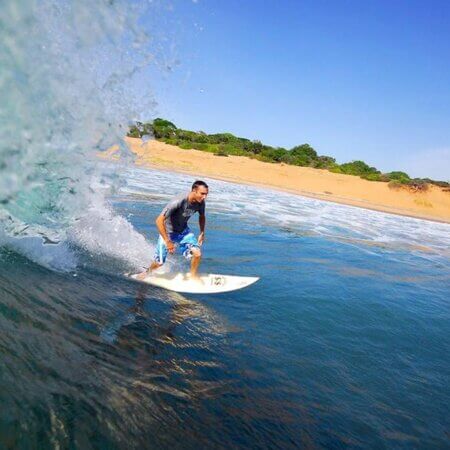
[211,276,225,286]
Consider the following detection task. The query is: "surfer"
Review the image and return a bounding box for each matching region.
[137,180,208,280]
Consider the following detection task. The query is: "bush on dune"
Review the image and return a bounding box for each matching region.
[361,173,383,182]
[261,147,289,163]
[191,142,209,151]
[339,160,379,176]
[385,171,410,183]
[312,156,336,169]
[420,178,450,188]
[214,148,229,157]
[128,125,141,138]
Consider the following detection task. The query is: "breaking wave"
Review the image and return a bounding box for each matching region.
[0,0,162,271]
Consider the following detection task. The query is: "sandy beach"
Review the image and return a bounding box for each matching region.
[103,138,450,223]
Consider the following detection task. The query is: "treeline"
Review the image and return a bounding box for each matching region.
[128,119,449,189]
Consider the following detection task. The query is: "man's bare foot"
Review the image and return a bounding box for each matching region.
[136,262,162,280]
[188,273,203,284]
[136,271,149,281]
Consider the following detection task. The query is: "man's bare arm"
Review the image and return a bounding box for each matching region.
[198,214,206,245]
[156,214,175,253]
[199,214,206,233]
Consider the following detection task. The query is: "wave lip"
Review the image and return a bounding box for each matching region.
[0,0,160,272]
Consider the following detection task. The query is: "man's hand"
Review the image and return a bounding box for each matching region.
[198,232,205,246]
[166,240,176,253]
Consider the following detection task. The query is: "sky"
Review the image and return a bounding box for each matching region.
[141,0,450,180]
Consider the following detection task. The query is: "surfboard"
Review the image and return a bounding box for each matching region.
[128,272,259,294]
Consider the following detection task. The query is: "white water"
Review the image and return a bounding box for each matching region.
[0,0,161,271]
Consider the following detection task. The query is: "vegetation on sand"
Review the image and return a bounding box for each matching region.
[128,119,449,189]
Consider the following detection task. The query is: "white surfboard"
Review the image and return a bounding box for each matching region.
[129,272,259,294]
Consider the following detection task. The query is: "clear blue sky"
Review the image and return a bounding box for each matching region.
[141,0,450,180]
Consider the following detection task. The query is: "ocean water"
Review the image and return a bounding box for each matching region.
[1,164,450,449]
[1,1,450,448]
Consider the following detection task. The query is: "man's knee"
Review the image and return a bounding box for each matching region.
[191,247,202,258]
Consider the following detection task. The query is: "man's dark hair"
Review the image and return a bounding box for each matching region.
[192,180,209,191]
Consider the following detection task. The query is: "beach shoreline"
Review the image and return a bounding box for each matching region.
[101,138,450,224]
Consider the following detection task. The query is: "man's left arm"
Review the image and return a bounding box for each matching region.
[198,213,206,246]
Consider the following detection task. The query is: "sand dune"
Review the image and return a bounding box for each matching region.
[104,138,450,223]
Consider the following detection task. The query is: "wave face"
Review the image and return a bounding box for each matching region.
[0,0,157,271]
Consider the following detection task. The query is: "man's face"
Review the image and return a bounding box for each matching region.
[192,186,208,202]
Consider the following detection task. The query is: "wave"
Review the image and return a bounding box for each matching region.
[0,0,159,271]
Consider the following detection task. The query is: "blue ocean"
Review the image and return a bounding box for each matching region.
[1,1,449,448]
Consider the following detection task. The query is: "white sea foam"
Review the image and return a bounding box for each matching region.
[0,227,77,271]
[120,166,450,261]
[68,188,154,271]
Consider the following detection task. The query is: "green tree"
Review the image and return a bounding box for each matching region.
[261,147,289,162]
[290,144,318,160]
[340,160,379,176]
[153,118,177,129]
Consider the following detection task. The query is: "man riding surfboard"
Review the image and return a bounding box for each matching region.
[137,180,208,280]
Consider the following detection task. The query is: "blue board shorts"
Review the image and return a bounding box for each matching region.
[153,228,200,264]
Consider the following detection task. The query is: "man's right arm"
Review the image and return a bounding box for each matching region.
[155,214,175,253]
[158,196,184,253]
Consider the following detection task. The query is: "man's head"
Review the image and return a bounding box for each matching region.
[191,180,209,203]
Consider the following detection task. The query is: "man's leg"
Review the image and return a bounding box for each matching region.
[150,261,162,270]
[179,230,202,278]
[136,236,167,280]
[190,247,202,278]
